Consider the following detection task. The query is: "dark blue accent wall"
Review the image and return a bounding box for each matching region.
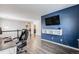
[41,5,79,48]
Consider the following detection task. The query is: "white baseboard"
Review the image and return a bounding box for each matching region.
[41,39,79,51]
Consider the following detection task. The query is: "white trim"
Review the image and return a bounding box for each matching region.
[41,39,79,51]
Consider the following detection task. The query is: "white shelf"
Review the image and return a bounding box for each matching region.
[42,29,62,36]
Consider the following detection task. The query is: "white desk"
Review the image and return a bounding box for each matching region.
[0,46,16,54]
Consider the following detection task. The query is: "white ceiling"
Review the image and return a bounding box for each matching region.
[0,4,76,21]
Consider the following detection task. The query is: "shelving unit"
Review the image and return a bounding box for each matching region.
[42,29,63,36]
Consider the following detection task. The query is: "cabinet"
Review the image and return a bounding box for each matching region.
[42,29,63,44]
[0,46,16,54]
[50,35,63,43]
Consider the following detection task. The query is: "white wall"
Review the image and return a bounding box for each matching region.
[0,18,41,37]
[0,18,27,38]
[0,19,27,31]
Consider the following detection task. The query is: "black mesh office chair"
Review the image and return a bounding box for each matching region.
[0,27,2,34]
[17,41,27,53]
[17,29,28,54]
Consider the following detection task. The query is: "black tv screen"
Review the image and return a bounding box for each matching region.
[45,15,60,25]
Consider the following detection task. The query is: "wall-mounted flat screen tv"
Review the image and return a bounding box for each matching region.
[45,15,60,25]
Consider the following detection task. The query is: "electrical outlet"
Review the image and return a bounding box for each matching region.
[51,37,53,40]
[60,39,63,42]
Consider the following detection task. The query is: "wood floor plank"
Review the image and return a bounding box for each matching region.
[23,36,79,54]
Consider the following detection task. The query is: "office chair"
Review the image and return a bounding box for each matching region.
[0,27,2,34]
[17,29,28,54]
[17,41,27,54]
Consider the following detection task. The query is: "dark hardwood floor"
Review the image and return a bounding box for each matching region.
[23,36,79,54]
[40,40,79,54]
